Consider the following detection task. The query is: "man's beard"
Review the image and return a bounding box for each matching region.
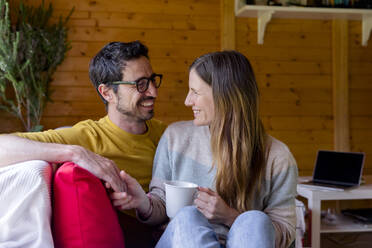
[116,96,155,122]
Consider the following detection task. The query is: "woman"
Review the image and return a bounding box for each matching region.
[111,51,298,248]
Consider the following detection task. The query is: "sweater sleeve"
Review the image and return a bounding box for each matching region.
[137,132,171,226]
[264,148,298,248]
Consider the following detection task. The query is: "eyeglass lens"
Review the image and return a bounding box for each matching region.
[137,75,161,93]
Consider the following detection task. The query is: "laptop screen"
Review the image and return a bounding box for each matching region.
[313,150,365,186]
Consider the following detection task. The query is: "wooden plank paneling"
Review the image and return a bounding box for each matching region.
[67,42,217,58]
[50,0,221,16]
[332,19,350,152]
[236,18,332,33]
[237,17,333,176]
[351,117,372,129]
[220,0,235,50]
[52,72,91,86]
[262,116,333,131]
[57,56,331,74]
[89,12,219,30]
[351,130,372,144]
[350,48,372,61]
[269,130,333,144]
[350,75,372,89]
[237,31,332,48]
[255,74,332,89]
[252,61,331,74]
[288,144,334,156]
[349,20,372,47]
[57,57,221,73]
[68,27,220,44]
[43,102,105,116]
[2,0,372,181]
[40,116,93,130]
[350,62,372,74]
[350,89,372,102]
[0,0,220,133]
[49,86,100,101]
[240,47,332,62]
[0,112,23,133]
[260,88,332,102]
[53,10,90,19]
[349,19,372,174]
[350,102,372,116]
[260,102,332,116]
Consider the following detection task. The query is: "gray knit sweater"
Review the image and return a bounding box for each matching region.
[140,121,298,248]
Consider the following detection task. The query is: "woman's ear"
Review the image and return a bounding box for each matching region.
[98,84,114,102]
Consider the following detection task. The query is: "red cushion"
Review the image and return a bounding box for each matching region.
[53,162,125,248]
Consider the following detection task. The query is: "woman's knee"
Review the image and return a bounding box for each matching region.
[233,210,274,232]
[227,211,275,248]
[157,206,219,248]
[169,206,210,230]
[162,206,203,240]
[173,206,202,222]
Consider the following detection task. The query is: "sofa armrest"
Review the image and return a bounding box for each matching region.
[0,160,54,248]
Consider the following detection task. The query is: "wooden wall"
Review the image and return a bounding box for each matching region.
[2,0,219,130]
[1,0,372,177]
[234,17,372,176]
[48,0,220,127]
[236,18,335,176]
[349,20,372,175]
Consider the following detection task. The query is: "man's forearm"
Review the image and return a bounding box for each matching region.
[0,134,75,168]
[0,134,126,192]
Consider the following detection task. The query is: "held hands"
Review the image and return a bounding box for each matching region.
[194,187,239,227]
[108,171,151,216]
[70,145,126,193]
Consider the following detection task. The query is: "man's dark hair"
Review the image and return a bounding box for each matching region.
[89,41,149,106]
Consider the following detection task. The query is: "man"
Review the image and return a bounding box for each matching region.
[0,41,167,246]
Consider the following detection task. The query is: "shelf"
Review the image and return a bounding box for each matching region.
[297,176,372,247]
[235,0,372,46]
[297,182,372,201]
[321,214,372,233]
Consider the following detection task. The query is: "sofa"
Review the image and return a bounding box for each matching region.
[0,160,53,247]
[0,160,304,248]
[0,160,126,248]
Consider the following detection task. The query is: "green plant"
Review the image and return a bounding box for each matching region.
[0,0,73,132]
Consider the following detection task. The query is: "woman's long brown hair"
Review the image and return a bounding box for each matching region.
[190,51,267,212]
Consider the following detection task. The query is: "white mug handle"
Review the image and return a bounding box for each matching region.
[192,189,199,202]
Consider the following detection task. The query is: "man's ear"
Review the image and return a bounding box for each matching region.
[98,84,114,102]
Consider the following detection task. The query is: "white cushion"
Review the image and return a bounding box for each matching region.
[0,160,54,248]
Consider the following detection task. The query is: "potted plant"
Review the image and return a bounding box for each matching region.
[0,0,73,131]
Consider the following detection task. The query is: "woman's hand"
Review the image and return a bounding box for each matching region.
[194,187,239,227]
[108,170,151,216]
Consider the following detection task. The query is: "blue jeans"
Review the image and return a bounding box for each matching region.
[156,206,275,248]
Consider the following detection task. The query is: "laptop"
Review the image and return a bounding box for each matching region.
[342,208,372,223]
[299,150,365,191]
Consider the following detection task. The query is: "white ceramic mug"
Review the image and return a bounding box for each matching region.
[164,181,198,218]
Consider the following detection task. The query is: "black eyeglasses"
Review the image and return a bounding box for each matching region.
[112,73,163,93]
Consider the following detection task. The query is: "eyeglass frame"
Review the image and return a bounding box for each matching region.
[111,73,163,93]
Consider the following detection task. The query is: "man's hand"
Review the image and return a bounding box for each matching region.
[194,187,239,227]
[70,145,126,192]
[109,170,151,216]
